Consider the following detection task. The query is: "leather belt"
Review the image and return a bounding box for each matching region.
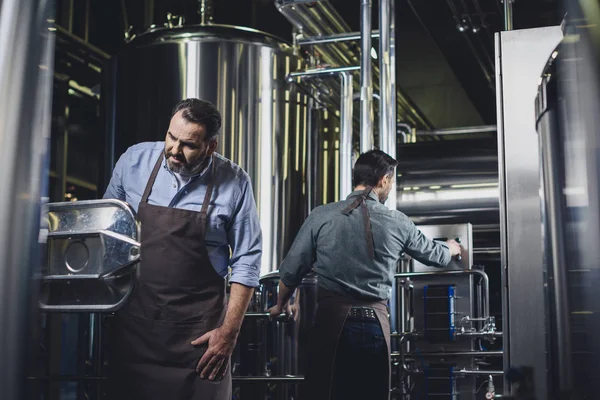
[347,307,377,320]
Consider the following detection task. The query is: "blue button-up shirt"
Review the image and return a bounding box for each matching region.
[103,141,262,288]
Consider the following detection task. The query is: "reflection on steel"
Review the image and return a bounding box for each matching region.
[360,0,374,152]
[395,269,490,320]
[234,271,317,397]
[199,0,214,25]
[105,24,309,275]
[416,125,497,136]
[286,65,360,81]
[232,376,305,383]
[297,30,380,45]
[503,0,513,31]
[339,72,354,199]
[0,0,56,399]
[275,0,433,128]
[455,369,504,376]
[287,68,354,199]
[398,350,503,357]
[457,331,503,338]
[40,200,141,311]
[379,0,396,210]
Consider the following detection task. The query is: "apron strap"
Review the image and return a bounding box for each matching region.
[342,188,375,259]
[141,153,216,211]
[141,153,165,204]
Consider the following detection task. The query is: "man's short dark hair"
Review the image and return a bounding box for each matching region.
[353,149,398,187]
[172,98,222,141]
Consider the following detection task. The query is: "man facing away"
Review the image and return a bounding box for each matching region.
[103,98,262,400]
[269,149,461,400]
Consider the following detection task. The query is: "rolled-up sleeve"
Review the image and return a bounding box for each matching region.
[402,217,451,268]
[227,174,262,287]
[279,214,316,287]
[103,150,127,201]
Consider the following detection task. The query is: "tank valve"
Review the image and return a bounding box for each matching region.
[485,375,495,399]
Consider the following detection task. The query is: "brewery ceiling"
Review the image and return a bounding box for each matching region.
[61,0,565,130]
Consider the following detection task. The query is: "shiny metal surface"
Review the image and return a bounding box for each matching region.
[360,0,374,152]
[494,26,563,399]
[536,55,573,392]
[379,0,397,210]
[40,200,141,311]
[233,271,317,399]
[396,140,499,225]
[275,0,433,129]
[0,0,56,398]
[286,66,355,202]
[296,30,380,44]
[534,9,600,395]
[104,24,309,276]
[395,224,497,399]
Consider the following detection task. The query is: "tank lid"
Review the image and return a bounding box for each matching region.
[129,23,291,50]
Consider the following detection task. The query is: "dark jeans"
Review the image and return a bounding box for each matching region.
[330,316,389,400]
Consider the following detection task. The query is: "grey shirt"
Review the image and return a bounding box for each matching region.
[279,190,452,300]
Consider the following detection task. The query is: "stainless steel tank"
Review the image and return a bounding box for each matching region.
[232,271,318,399]
[103,24,310,275]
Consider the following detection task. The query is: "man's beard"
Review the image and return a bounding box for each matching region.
[165,151,207,176]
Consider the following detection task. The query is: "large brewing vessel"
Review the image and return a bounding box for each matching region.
[103,24,310,275]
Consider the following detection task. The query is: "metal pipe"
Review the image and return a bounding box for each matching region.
[232,376,305,383]
[379,0,396,210]
[399,350,503,357]
[503,0,513,31]
[340,72,354,199]
[416,125,497,136]
[360,0,374,152]
[455,369,504,376]
[297,30,380,45]
[395,270,490,320]
[286,65,361,82]
[286,67,355,199]
[457,331,503,338]
[199,0,214,25]
[54,25,110,59]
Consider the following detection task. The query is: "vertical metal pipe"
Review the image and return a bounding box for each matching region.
[0,0,56,399]
[539,104,573,391]
[360,0,374,152]
[379,0,397,210]
[339,72,354,199]
[199,0,214,25]
[503,0,513,31]
[144,0,155,29]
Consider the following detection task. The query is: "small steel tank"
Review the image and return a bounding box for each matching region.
[232,271,318,399]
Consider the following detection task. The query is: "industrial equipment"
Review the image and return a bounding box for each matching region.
[495,25,564,399]
[393,223,502,399]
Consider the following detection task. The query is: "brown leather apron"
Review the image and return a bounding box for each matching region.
[110,153,231,400]
[302,188,392,400]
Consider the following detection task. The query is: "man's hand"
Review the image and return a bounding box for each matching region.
[191,326,238,381]
[446,239,462,257]
[267,303,292,320]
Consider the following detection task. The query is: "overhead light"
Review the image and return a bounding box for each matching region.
[370,48,378,59]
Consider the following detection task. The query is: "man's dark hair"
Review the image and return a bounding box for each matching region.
[172,98,222,141]
[352,149,398,187]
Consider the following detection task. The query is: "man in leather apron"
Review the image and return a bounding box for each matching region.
[269,150,461,400]
[103,98,262,400]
